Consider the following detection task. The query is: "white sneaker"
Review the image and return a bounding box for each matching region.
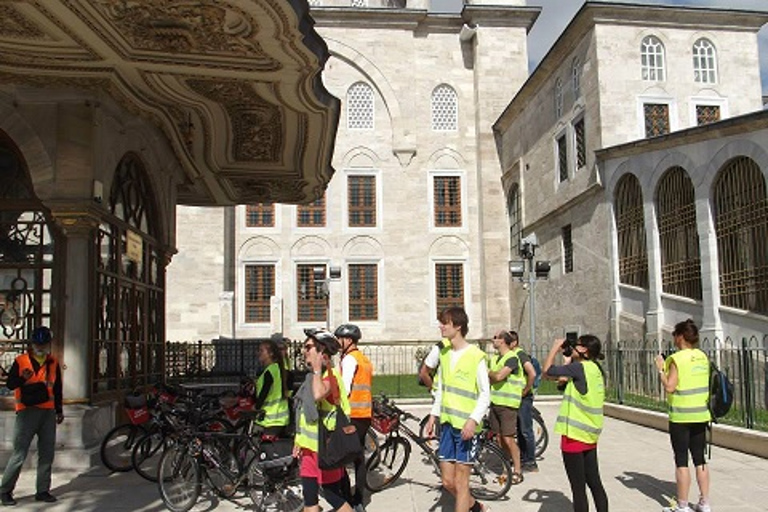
[662,506,692,512]
[691,503,711,512]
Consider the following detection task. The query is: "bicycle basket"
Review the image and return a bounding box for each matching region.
[371,412,399,434]
[126,406,150,425]
[125,393,147,409]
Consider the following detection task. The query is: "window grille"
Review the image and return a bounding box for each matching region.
[435,263,464,316]
[349,264,378,320]
[562,225,573,274]
[245,264,274,323]
[713,157,768,315]
[347,82,374,130]
[693,38,717,84]
[297,194,326,227]
[557,134,568,182]
[641,36,666,81]
[574,118,586,169]
[245,203,274,227]
[656,166,702,300]
[615,174,648,288]
[572,58,582,98]
[696,105,720,126]
[644,103,670,138]
[554,78,564,118]
[434,176,462,227]
[508,184,522,258]
[348,175,376,227]
[297,264,327,322]
[431,84,458,131]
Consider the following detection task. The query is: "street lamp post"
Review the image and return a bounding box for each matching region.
[313,265,342,331]
[509,233,550,353]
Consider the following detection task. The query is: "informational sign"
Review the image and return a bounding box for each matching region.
[126,230,143,263]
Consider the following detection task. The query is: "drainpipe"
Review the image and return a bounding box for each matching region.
[459,23,477,42]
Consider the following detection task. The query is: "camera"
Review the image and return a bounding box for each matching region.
[561,337,574,357]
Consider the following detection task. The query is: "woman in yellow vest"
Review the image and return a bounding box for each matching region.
[543,334,608,512]
[654,319,711,512]
[254,339,290,436]
[292,329,354,512]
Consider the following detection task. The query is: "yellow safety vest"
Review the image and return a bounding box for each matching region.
[555,360,604,444]
[438,344,486,432]
[490,348,525,409]
[666,348,711,424]
[294,367,351,452]
[256,362,289,428]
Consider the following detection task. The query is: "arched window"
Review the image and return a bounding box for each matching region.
[615,174,648,288]
[656,166,702,300]
[693,38,717,84]
[431,84,458,132]
[554,78,564,118]
[572,57,582,99]
[94,153,165,400]
[713,157,768,314]
[508,184,522,257]
[641,35,666,81]
[347,82,374,130]
[0,132,59,342]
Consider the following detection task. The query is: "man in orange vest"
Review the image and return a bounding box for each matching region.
[1,326,64,506]
[335,324,373,512]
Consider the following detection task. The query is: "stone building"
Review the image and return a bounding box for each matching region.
[0,0,338,465]
[493,2,768,345]
[167,0,539,343]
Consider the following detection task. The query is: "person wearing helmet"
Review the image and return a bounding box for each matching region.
[335,324,373,512]
[293,328,354,512]
[1,326,63,506]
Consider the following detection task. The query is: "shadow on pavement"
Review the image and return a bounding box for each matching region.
[615,470,676,506]
[521,488,572,512]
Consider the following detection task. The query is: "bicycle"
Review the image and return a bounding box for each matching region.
[157,410,302,512]
[365,395,512,501]
[418,403,549,460]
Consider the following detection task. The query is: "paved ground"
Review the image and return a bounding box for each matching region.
[4,401,768,511]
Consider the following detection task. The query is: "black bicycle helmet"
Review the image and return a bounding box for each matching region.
[334,324,361,342]
[303,328,340,356]
[31,326,52,345]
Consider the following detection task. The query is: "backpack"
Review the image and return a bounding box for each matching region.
[708,361,734,421]
[530,356,542,390]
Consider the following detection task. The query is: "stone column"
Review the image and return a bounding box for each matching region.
[49,207,101,403]
[643,197,664,345]
[695,195,723,344]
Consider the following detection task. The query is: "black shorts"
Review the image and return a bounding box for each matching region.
[668,421,708,468]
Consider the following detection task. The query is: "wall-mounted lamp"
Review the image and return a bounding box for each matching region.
[509,260,525,279]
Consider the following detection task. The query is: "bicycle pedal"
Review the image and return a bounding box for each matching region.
[497,475,507,485]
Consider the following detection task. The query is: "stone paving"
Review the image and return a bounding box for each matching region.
[4,401,768,511]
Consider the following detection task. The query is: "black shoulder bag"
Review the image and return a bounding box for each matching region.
[20,360,51,407]
[318,404,363,469]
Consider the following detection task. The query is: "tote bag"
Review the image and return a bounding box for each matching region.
[318,405,362,469]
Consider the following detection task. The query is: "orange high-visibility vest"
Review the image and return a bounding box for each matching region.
[14,353,57,412]
[346,349,373,418]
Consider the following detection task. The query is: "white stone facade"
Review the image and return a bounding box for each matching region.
[168,2,536,343]
[493,3,768,346]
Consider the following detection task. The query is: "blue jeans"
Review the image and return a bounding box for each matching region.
[517,394,537,465]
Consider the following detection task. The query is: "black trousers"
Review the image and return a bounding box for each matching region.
[562,449,609,512]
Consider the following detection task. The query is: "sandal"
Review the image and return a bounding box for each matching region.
[510,472,524,485]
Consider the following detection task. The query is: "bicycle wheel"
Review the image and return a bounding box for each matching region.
[418,414,441,451]
[100,423,146,472]
[158,443,201,512]
[132,430,168,482]
[201,438,241,498]
[365,437,411,493]
[252,469,303,512]
[364,427,379,463]
[469,441,512,501]
[533,411,549,458]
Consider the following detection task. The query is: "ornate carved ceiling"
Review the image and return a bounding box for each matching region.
[0,0,340,205]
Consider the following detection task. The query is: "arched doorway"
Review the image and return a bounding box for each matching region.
[92,153,166,402]
[0,131,61,372]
